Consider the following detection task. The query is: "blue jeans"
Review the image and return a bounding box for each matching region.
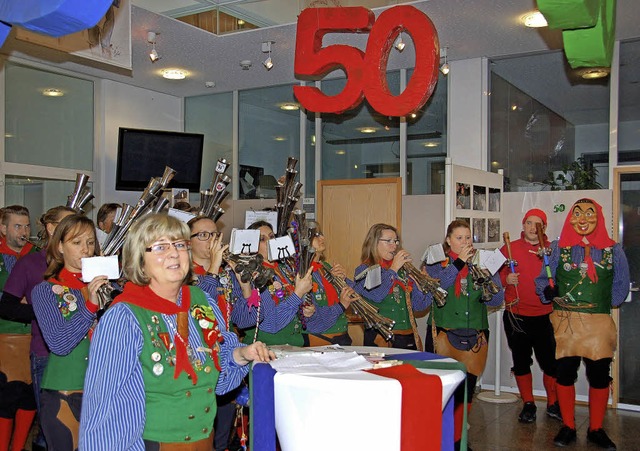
[31,353,49,448]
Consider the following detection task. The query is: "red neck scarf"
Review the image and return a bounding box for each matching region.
[448,251,468,297]
[558,198,615,283]
[50,268,87,290]
[115,282,197,384]
[310,261,339,306]
[379,259,412,292]
[0,241,33,258]
[192,261,207,276]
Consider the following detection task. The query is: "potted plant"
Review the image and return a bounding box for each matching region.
[544,156,602,190]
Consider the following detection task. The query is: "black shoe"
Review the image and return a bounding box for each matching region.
[546,402,563,421]
[554,426,577,447]
[518,401,537,423]
[587,428,617,450]
[454,440,472,451]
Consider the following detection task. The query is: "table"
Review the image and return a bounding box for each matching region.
[250,347,467,451]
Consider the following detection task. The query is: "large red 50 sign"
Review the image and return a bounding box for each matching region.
[293,6,440,117]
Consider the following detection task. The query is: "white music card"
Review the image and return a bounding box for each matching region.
[229,229,260,255]
[245,210,278,231]
[422,243,447,265]
[480,249,507,275]
[81,255,120,282]
[168,208,196,224]
[364,265,382,290]
[268,235,296,261]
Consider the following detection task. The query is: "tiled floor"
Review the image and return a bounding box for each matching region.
[467,394,640,450]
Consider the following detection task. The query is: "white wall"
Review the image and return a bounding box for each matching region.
[448,58,486,170]
[97,80,183,207]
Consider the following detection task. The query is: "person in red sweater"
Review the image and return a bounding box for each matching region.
[500,209,561,424]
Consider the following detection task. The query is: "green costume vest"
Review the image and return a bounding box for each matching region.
[372,268,411,331]
[555,247,614,314]
[0,254,32,334]
[313,263,347,334]
[41,283,92,390]
[428,268,488,330]
[126,287,220,443]
[243,315,306,346]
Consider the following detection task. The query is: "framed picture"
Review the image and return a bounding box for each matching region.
[15,0,132,70]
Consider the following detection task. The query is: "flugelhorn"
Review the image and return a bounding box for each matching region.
[467,251,500,302]
[200,158,231,222]
[66,173,94,213]
[402,262,448,307]
[318,262,395,341]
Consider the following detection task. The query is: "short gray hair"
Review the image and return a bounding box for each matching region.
[122,213,193,286]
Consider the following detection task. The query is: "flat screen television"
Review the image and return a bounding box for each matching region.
[116,127,204,191]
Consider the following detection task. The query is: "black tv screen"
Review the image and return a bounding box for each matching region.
[116,128,204,191]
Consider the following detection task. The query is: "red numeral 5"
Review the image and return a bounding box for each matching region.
[294,6,440,117]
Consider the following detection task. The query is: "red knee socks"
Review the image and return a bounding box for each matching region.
[0,418,14,451]
[515,373,534,403]
[556,384,576,429]
[589,387,610,431]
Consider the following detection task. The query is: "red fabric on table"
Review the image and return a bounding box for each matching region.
[367,364,443,451]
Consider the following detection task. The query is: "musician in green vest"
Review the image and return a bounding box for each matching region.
[31,214,107,451]
[536,198,630,449]
[425,219,504,451]
[354,223,430,349]
[79,214,273,450]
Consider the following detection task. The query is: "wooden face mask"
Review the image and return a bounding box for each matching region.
[569,200,597,236]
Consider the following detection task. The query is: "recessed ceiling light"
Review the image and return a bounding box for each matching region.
[423,142,439,148]
[336,150,346,155]
[273,136,287,141]
[578,67,610,79]
[42,88,64,97]
[161,69,187,80]
[521,10,548,28]
[278,102,300,111]
[357,127,377,134]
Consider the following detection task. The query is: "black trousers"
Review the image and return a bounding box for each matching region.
[556,356,612,388]
[503,311,557,377]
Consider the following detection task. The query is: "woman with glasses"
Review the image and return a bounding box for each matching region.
[354,223,430,349]
[79,213,273,449]
[232,220,321,347]
[187,215,251,451]
[425,219,504,450]
[30,214,109,450]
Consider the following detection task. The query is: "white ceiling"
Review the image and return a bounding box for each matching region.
[2,0,640,125]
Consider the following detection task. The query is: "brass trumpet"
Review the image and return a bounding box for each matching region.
[318,262,395,341]
[403,262,448,307]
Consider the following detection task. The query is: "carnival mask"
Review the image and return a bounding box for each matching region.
[569,201,597,236]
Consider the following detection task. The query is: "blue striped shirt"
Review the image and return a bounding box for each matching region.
[353,264,431,311]
[79,287,248,450]
[31,281,96,355]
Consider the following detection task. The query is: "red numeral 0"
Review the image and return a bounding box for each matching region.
[293,6,440,117]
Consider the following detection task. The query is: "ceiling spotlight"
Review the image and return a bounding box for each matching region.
[161,69,187,80]
[262,41,275,71]
[42,88,64,97]
[149,45,160,62]
[147,31,161,63]
[578,67,610,79]
[394,33,406,52]
[521,10,548,28]
[240,60,252,70]
[440,47,450,75]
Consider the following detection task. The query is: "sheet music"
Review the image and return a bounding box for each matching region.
[269,351,373,374]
